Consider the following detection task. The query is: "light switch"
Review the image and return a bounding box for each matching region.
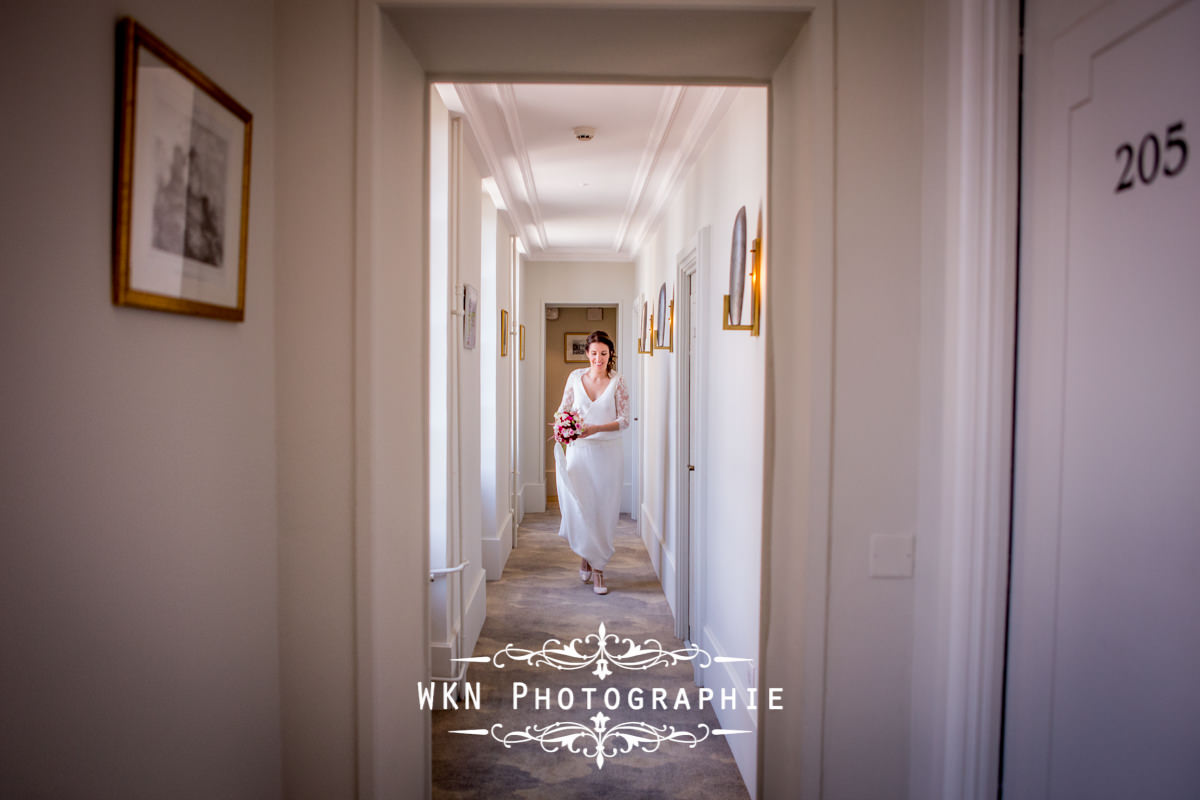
[869,534,914,578]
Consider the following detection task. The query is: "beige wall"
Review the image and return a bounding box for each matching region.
[543,306,619,496]
[521,262,635,513]
[0,1,281,797]
[274,0,358,795]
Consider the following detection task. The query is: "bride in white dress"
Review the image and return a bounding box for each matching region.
[554,331,630,595]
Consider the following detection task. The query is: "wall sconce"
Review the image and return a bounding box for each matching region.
[723,204,762,336]
[651,282,674,353]
[653,300,675,353]
[637,298,653,355]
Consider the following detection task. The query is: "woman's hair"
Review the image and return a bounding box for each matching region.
[586,330,617,375]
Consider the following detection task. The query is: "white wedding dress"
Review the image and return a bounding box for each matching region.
[554,369,630,571]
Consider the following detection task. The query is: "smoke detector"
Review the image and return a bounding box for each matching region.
[573,126,596,142]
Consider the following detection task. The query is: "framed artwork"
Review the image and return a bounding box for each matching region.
[564,332,590,363]
[463,284,479,349]
[519,324,526,360]
[500,308,509,357]
[112,18,253,321]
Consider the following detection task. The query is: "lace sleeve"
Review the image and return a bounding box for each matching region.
[614,375,630,430]
[556,374,575,414]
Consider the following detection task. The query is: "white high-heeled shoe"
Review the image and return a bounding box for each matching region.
[592,570,609,595]
[580,559,592,583]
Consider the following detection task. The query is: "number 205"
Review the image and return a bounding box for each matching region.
[1115,121,1188,193]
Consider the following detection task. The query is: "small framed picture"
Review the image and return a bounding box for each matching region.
[500,308,509,357]
[112,18,253,321]
[564,332,590,363]
[519,324,526,361]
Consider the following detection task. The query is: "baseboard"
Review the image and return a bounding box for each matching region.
[430,566,488,681]
[661,544,677,617]
[640,502,664,546]
[463,567,486,660]
[483,511,513,581]
[702,624,758,790]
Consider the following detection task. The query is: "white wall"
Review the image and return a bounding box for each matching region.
[634,86,768,789]
[0,2,281,797]
[519,262,637,514]
[821,0,925,796]
[480,200,516,579]
[762,1,926,797]
[429,105,488,680]
[456,123,488,663]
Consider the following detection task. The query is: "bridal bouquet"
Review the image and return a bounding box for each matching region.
[552,409,583,452]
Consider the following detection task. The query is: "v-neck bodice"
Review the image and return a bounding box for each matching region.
[579,371,613,404]
[556,368,631,442]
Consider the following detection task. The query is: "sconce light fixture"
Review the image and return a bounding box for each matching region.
[723,206,761,336]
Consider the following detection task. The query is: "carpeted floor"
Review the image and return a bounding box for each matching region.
[431,510,752,799]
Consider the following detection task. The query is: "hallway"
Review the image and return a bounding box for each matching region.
[432,511,749,799]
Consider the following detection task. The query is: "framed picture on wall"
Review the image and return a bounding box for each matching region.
[500,308,509,357]
[463,284,478,349]
[112,18,253,321]
[564,332,590,363]
[519,324,525,360]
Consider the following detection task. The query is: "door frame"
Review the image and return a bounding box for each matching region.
[673,233,707,646]
[908,0,1021,798]
[351,1,1021,798]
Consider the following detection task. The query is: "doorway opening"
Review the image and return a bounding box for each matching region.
[425,78,769,794]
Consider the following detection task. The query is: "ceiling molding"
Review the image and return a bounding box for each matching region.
[613,86,686,254]
[455,84,537,250]
[625,86,737,256]
[496,84,549,251]
[523,249,639,264]
[448,81,739,262]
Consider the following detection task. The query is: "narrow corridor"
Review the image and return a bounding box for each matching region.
[432,511,750,799]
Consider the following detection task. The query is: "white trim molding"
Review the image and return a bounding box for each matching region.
[911,1,1020,799]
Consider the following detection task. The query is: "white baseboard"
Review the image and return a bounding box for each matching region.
[483,511,513,580]
[463,567,486,661]
[640,502,663,546]
[702,624,758,791]
[430,567,489,681]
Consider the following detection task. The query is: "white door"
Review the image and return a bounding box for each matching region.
[675,262,698,642]
[1006,1,1200,797]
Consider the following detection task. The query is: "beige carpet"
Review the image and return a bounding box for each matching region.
[432,510,752,799]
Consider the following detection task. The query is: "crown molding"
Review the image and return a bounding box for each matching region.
[451,81,737,261]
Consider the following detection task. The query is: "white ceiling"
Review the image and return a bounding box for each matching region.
[440,82,739,262]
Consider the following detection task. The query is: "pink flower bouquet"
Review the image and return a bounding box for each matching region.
[552,409,583,451]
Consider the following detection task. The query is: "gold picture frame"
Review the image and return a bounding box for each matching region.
[564,332,590,363]
[113,18,253,321]
[519,324,526,360]
[500,308,509,357]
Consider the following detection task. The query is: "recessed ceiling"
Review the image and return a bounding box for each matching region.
[442,82,742,261]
